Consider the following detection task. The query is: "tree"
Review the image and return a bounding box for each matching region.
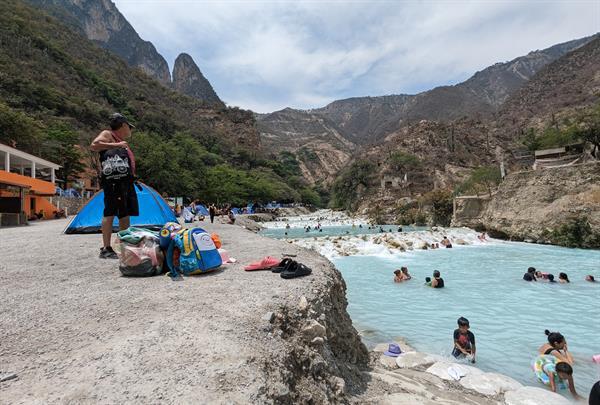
[388,151,421,171]
[42,125,85,186]
[573,106,600,158]
[330,160,376,210]
[455,166,502,197]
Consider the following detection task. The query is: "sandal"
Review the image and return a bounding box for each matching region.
[271,258,294,273]
[280,262,312,279]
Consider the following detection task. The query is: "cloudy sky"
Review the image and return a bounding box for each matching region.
[113,0,599,113]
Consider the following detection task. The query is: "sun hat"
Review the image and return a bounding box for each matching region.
[383,343,402,357]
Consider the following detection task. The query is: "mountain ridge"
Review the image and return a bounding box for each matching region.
[26,0,224,105]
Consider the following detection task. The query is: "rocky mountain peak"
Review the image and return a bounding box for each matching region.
[172,53,223,106]
[27,0,172,85]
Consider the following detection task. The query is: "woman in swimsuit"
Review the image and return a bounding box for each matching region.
[538,330,574,365]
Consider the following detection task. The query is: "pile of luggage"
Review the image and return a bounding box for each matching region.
[115,222,222,278]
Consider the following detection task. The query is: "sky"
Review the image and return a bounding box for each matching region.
[112,0,600,113]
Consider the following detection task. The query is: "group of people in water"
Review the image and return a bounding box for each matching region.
[391,263,597,399]
[523,266,596,284]
[393,266,445,288]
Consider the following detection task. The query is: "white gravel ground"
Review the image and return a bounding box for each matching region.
[0,217,325,404]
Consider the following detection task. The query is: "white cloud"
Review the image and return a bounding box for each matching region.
[113,0,600,112]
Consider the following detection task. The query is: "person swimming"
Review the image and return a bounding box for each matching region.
[535,270,549,280]
[430,270,444,288]
[424,276,431,286]
[586,275,596,282]
[558,272,570,283]
[547,274,557,283]
[523,267,537,282]
[539,330,574,365]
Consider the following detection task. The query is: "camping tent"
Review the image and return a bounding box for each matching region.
[195,204,209,216]
[64,183,177,234]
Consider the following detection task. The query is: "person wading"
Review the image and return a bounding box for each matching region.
[90,113,139,259]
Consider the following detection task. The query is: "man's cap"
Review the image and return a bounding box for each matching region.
[109,113,135,128]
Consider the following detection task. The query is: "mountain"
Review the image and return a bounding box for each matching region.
[493,36,600,143]
[26,0,224,106]
[0,0,259,153]
[257,108,356,184]
[258,34,597,148]
[26,0,172,86]
[173,53,223,107]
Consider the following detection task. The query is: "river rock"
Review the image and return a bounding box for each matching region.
[298,296,309,312]
[458,372,522,396]
[395,352,444,369]
[503,386,571,405]
[454,239,467,245]
[425,361,482,381]
[301,320,326,341]
[379,354,399,369]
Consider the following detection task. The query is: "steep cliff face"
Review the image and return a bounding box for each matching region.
[172,53,223,106]
[257,108,357,184]
[27,0,172,85]
[455,164,600,247]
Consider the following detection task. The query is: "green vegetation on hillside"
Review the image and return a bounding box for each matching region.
[0,1,321,205]
[521,103,600,155]
[330,160,376,210]
[454,166,502,196]
[388,151,421,171]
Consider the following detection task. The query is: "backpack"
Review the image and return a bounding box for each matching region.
[166,227,222,277]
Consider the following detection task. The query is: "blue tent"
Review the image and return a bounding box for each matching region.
[195,204,209,216]
[64,183,177,234]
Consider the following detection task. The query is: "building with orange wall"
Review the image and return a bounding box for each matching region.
[0,143,61,224]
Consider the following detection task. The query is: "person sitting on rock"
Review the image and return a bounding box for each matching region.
[440,236,452,248]
[452,317,476,363]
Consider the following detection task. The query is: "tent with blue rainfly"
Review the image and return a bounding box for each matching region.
[64,183,177,234]
[195,204,209,216]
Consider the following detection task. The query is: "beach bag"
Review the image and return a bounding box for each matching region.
[166,227,222,277]
[211,233,222,249]
[116,227,164,277]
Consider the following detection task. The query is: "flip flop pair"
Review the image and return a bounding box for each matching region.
[273,258,312,279]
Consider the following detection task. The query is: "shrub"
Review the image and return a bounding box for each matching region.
[455,166,502,196]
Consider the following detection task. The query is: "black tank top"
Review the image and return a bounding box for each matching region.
[434,277,445,288]
[99,146,132,184]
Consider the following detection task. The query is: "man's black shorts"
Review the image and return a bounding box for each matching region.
[103,181,139,218]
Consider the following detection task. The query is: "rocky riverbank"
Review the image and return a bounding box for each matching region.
[0,217,579,404]
[454,163,600,248]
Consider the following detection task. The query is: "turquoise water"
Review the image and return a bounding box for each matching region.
[260,225,427,239]
[333,241,600,397]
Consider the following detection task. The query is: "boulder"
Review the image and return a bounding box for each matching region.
[379,354,399,369]
[503,386,571,405]
[395,352,444,369]
[458,372,522,396]
[425,361,482,381]
[301,320,326,341]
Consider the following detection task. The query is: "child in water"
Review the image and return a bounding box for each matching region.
[532,355,581,399]
[452,317,476,363]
